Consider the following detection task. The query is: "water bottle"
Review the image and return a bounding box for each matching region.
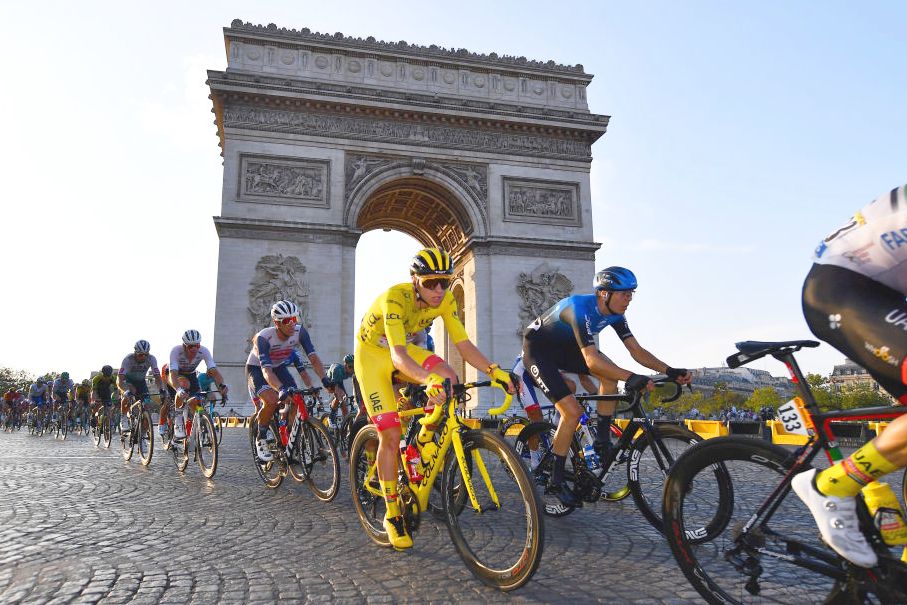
[582,443,600,470]
[404,444,424,482]
[278,418,289,446]
[861,481,907,545]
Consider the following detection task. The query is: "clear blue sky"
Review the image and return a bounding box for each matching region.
[1,1,904,382]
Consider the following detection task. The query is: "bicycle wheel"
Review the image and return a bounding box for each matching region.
[299,419,340,501]
[249,418,284,488]
[161,417,173,451]
[628,423,724,536]
[138,411,154,466]
[514,421,582,517]
[93,413,103,447]
[349,425,390,547]
[212,412,224,445]
[663,436,852,604]
[100,412,111,449]
[122,417,135,461]
[172,429,189,473]
[58,409,68,440]
[441,429,544,592]
[195,414,218,478]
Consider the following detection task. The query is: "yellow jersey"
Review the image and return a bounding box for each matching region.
[357,283,469,348]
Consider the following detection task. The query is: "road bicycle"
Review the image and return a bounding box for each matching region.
[321,394,361,457]
[26,405,45,436]
[164,391,223,478]
[514,378,704,534]
[248,386,340,499]
[120,392,155,466]
[349,378,543,591]
[92,404,113,448]
[663,339,907,604]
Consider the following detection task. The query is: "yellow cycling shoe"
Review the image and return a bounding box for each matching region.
[383,515,414,550]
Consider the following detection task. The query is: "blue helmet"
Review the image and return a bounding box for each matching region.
[594,267,637,292]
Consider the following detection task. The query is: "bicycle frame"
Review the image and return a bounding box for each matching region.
[723,342,907,579]
[361,381,513,515]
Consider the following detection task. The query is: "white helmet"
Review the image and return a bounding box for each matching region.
[182,329,201,345]
[270,300,299,321]
[134,340,151,354]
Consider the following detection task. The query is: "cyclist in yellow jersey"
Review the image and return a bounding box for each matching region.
[355,247,517,550]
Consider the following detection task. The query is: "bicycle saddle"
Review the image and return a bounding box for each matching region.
[727,339,820,368]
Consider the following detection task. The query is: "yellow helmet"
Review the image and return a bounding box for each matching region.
[410,248,453,277]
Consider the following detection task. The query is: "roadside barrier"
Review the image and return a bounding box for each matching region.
[767,420,809,446]
[869,421,890,437]
[684,420,729,440]
[727,421,762,438]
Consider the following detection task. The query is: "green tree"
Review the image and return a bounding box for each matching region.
[0,367,35,394]
[806,373,841,410]
[839,382,891,409]
[745,386,782,410]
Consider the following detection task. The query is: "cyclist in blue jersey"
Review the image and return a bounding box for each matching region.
[324,354,356,426]
[521,266,691,507]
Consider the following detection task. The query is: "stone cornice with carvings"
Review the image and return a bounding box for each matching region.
[217,103,594,162]
[467,236,600,260]
[213,216,361,245]
[207,70,610,131]
[226,20,590,79]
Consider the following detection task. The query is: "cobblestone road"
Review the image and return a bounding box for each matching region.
[0,429,901,604]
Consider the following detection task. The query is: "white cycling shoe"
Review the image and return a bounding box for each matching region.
[255,437,273,462]
[791,468,878,568]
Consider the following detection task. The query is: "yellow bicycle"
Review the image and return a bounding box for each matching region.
[349,379,544,591]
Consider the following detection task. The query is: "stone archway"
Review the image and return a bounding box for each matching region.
[208,21,607,413]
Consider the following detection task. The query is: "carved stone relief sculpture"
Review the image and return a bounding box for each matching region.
[246,254,313,353]
[503,178,580,226]
[239,155,329,207]
[516,263,574,336]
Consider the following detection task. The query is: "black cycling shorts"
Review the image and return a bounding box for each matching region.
[802,263,907,404]
[521,335,591,403]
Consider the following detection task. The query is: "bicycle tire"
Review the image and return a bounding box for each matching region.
[514,421,582,517]
[663,436,858,605]
[122,418,134,461]
[101,412,111,449]
[93,412,103,448]
[349,424,390,547]
[442,429,544,592]
[300,419,340,501]
[173,427,189,473]
[139,411,154,466]
[249,418,284,488]
[628,423,726,537]
[212,412,223,445]
[196,414,218,478]
[161,417,173,452]
[58,408,67,440]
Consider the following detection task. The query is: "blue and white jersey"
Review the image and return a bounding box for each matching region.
[51,378,74,395]
[29,383,47,398]
[524,294,633,349]
[246,325,317,369]
[813,184,907,294]
[169,345,216,374]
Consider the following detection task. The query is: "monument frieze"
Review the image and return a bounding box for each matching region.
[239,154,329,207]
[223,105,592,161]
[503,177,581,226]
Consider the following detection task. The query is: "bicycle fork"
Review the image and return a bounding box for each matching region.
[451,429,501,513]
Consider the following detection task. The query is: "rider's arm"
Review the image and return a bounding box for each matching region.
[207,367,227,393]
[622,336,670,374]
[580,345,634,381]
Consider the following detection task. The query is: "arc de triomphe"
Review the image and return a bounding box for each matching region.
[207,20,608,413]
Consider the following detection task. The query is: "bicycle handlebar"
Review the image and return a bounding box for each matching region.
[576,376,687,404]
